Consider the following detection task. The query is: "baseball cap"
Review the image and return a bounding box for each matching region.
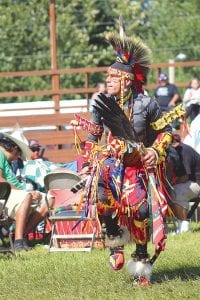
[29,140,41,149]
[159,73,168,81]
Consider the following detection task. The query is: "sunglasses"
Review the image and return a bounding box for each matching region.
[30,146,40,152]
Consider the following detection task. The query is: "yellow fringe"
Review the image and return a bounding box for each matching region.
[73,126,82,154]
[76,192,85,215]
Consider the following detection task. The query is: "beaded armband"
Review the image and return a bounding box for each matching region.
[151,104,185,130]
[152,132,172,163]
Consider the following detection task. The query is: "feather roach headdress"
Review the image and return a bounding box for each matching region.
[106,28,152,95]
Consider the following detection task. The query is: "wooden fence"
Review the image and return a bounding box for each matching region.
[1,61,200,108]
[0,111,91,163]
[0,60,199,163]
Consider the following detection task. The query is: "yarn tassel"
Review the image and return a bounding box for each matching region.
[73,125,82,154]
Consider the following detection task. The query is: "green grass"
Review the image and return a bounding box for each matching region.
[0,223,200,300]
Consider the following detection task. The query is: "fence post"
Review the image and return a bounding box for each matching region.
[49,0,60,113]
[84,73,89,110]
[168,59,175,84]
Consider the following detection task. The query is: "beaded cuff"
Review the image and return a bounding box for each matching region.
[152,132,172,163]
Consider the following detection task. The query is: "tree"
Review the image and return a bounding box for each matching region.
[0,0,142,102]
[55,0,141,98]
[0,0,51,102]
[141,0,200,83]
[0,0,199,102]
[142,0,200,62]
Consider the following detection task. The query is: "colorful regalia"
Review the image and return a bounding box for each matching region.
[71,19,185,286]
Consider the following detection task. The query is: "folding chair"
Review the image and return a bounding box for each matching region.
[44,170,98,252]
[0,182,15,256]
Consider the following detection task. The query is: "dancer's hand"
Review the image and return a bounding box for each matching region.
[141,148,158,167]
[70,120,79,126]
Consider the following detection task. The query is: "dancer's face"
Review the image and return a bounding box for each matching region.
[106,68,121,96]
[106,67,132,97]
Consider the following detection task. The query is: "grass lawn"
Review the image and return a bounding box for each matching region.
[0,223,200,300]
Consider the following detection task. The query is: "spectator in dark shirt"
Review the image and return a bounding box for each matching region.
[168,134,200,233]
[154,73,180,112]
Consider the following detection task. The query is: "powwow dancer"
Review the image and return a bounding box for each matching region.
[71,23,184,286]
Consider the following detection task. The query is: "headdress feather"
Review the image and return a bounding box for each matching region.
[106,31,152,93]
[106,32,152,78]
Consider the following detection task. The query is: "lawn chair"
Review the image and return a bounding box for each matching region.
[0,182,15,256]
[44,170,98,252]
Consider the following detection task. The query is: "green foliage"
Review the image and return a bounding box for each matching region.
[55,0,141,99]
[0,0,50,102]
[0,0,199,102]
[140,1,200,61]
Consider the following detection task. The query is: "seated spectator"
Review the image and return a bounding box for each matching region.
[10,129,85,192]
[12,156,24,176]
[0,133,55,251]
[29,139,48,161]
[12,139,48,177]
[10,127,29,175]
[184,114,200,154]
[154,73,180,113]
[183,78,200,121]
[168,134,200,233]
[20,159,78,192]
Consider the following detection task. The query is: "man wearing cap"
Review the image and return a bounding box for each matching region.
[72,31,173,285]
[29,140,48,161]
[0,133,54,251]
[12,139,47,176]
[154,73,180,112]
